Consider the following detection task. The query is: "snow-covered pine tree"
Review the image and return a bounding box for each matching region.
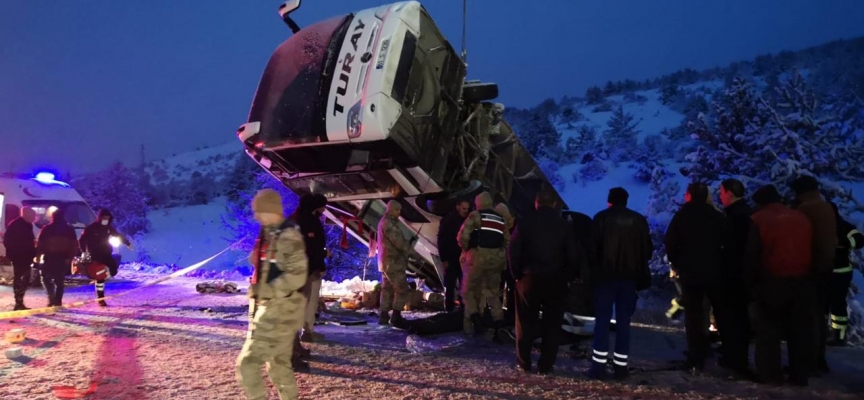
[538,159,566,192]
[563,125,597,163]
[645,166,681,273]
[221,171,299,254]
[514,111,562,161]
[76,161,151,237]
[685,72,864,215]
[560,106,584,126]
[604,105,640,162]
[585,86,604,105]
[660,84,679,105]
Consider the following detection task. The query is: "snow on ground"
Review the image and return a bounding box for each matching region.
[144,142,242,186]
[2,268,864,399]
[563,89,685,144]
[559,163,689,216]
[131,198,244,271]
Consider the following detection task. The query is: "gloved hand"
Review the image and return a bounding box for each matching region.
[127,243,135,251]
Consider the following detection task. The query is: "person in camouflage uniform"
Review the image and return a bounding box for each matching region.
[377,200,418,326]
[236,189,308,400]
[458,192,510,335]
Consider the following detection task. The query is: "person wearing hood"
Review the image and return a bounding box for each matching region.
[290,193,329,343]
[37,207,79,307]
[377,200,420,326]
[457,191,509,335]
[79,209,131,307]
[4,207,38,310]
[789,175,837,375]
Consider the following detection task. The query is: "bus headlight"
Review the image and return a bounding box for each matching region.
[347,101,363,139]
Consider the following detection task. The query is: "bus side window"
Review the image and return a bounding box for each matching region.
[4,204,19,229]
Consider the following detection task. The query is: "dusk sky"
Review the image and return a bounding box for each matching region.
[2,0,864,175]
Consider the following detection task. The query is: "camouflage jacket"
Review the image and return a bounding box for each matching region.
[377,215,414,273]
[247,220,308,300]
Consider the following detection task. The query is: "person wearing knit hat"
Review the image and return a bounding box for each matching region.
[237,188,310,399]
[252,188,285,220]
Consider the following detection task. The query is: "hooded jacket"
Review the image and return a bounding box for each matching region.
[79,209,130,262]
[290,194,328,275]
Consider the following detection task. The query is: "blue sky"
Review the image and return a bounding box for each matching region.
[1,0,864,174]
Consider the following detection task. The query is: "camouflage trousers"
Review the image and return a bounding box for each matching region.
[380,268,409,314]
[461,248,506,334]
[236,294,305,400]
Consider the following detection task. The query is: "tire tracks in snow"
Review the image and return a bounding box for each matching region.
[0,297,188,382]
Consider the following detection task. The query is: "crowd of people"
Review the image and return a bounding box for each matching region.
[8,175,858,399]
[405,175,861,387]
[5,207,131,310]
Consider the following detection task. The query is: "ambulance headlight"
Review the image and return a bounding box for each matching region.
[109,236,122,248]
[346,101,363,139]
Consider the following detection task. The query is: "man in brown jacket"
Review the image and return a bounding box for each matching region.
[790,175,837,376]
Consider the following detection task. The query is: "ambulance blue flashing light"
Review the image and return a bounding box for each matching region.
[33,172,70,187]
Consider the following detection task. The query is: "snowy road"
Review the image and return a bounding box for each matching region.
[2,272,863,400]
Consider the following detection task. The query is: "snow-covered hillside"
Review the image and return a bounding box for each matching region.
[125,198,244,271]
[144,142,242,188]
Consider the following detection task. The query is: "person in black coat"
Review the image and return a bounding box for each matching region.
[4,207,37,310]
[437,200,471,312]
[289,193,328,370]
[37,208,79,307]
[79,209,131,307]
[718,179,755,376]
[665,182,731,375]
[509,189,580,375]
[587,187,652,381]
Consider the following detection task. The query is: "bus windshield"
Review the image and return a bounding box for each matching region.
[247,14,352,146]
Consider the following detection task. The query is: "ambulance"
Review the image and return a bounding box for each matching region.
[0,172,98,281]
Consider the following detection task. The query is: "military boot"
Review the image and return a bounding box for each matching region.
[390,310,405,326]
[470,313,486,335]
[378,311,391,326]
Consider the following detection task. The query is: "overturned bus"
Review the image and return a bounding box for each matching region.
[237,1,565,291]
